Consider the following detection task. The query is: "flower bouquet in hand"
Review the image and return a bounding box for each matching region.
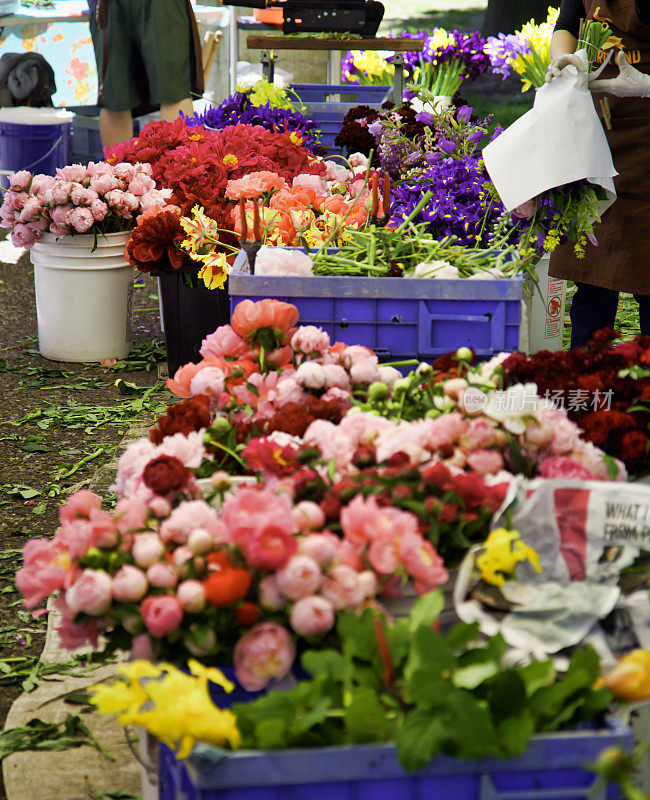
[0,162,170,249]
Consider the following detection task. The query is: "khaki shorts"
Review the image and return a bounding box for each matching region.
[90,0,193,112]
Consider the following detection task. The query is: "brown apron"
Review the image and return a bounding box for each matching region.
[549,0,650,294]
[96,0,204,116]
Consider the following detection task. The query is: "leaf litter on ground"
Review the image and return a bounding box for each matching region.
[0,713,114,762]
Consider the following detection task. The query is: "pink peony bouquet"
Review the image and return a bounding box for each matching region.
[0,161,171,249]
[16,477,448,689]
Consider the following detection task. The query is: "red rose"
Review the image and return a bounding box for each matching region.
[142,455,190,494]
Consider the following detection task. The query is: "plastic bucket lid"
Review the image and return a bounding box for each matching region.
[0,107,74,125]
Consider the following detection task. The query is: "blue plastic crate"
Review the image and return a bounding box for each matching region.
[159,718,632,800]
[291,83,391,104]
[229,275,524,360]
[68,106,155,164]
[299,99,384,155]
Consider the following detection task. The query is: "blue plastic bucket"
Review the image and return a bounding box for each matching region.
[0,119,71,189]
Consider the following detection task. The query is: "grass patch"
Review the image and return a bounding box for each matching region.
[464,91,534,134]
[563,284,640,349]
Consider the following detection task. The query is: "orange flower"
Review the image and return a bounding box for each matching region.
[597,649,650,702]
[231,299,300,341]
[166,359,222,398]
[204,567,252,607]
[322,195,349,216]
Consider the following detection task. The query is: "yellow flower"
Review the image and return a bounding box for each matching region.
[198,252,229,290]
[597,650,650,702]
[223,154,239,168]
[476,528,542,586]
[289,131,304,146]
[352,50,394,81]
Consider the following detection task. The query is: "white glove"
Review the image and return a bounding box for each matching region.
[589,50,650,97]
[545,53,586,82]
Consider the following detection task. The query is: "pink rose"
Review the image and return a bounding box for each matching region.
[275,555,322,600]
[147,562,178,588]
[9,170,31,191]
[140,595,183,638]
[320,564,364,610]
[65,569,113,616]
[233,622,295,691]
[112,565,148,602]
[176,579,206,613]
[131,532,165,567]
[290,595,335,637]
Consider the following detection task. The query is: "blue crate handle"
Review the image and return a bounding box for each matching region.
[479,774,606,800]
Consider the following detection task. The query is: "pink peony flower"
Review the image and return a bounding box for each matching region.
[189,366,225,399]
[424,412,468,449]
[160,500,222,546]
[274,376,305,407]
[254,246,314,277]
[349,153,369,168]
[322,363,350,390]
[292,173,328,194]
[17,197,43,223]
[275,555,322,600]
[244,526,297,571]
[16,539,73,608]
[130,632,155,660]
[221,486,295,546]
[460,417,498,450]
[114,163,137,182]
[60,489,102,523]
[140,595,183,638]
[90,198,109,221]
[200,324,249,359]
[291,501,326,532]
[188,527,215,555]
[324,161,350,182]
[258,575,285,611]
[538,456,597,480]
[57,164,88,182]
[50,203,73,225]
[358,570,378,598]
[290,595,335,637]
[88,508,118,549]
[297,533,339,566]
[291,325,330,355]
[113,496,149,534]
[233,621,295,691]
[399,532,448,591]
[149,496,172,518]
[48,221,70,239]
[350,358,380,385]
[9,170,31,190]
[90,172,120,194]
[51,180,74,204]
[131,532,165,568]
[11,223,37,248]
[56,615,100,650]
[321,564,365,610]
[70,185,99,206]
[465,449,505,475]
[112,565,148,602]
[157,430,206,469]
[176,580,206,613]
[65,569,113,616]
[147,562,178,588]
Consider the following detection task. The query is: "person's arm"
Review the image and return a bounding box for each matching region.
[545,0,583,81]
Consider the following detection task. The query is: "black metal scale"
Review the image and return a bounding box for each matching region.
[221,0,385,36]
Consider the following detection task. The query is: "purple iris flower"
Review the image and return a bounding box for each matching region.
[438,139,456,154]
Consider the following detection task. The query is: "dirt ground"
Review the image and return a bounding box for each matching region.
[0,235,166,799]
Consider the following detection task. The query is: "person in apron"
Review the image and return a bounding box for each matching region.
[547,1,650,348]
[89,0,204,146]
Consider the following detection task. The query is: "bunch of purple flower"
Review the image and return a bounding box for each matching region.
[185,93,321,154]
[484,33,531,80]
[389,156,506,246]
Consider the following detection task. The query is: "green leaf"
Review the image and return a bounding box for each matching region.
[337,609,378,662]
[396,711,446,772]
[488,670,527,723]
[255,718,287,749]
[343,688,391,743]
[496,711,535,757]
[517,660,556,697]
[407,670,450,709]
[301,649,345,681]
[452,661,499,690]
[445,621,480,651]
[442,690,498,759]
[288,697,332,740]
[405,626,456,684]
[408,590,444,633]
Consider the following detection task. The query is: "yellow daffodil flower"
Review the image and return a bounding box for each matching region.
[476,528,542,586]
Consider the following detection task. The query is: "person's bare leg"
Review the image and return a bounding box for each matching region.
[99,109,133,147]
[160,98,194,122]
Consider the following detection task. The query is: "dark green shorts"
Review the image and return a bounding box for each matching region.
[90,0,193,112]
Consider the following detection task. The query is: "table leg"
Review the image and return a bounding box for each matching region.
[393,53,404,105]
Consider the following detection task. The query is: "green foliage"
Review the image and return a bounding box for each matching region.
[233,592,614,771]
[0,714,114,761]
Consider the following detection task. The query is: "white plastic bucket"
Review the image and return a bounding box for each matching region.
[30,230,134,362]
[523,254,566,353]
